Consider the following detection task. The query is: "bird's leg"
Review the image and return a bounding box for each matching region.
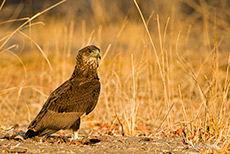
[70,118,82,140]
[70,130,83,140]
[72,131,79,140]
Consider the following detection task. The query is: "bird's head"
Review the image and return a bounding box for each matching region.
[76,45,101,69]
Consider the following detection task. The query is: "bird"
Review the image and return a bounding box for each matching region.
[24,45,101,139]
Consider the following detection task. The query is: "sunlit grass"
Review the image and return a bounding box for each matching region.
[0,0,229,152]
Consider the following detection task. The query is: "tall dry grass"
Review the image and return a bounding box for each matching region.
[0,0,229,150]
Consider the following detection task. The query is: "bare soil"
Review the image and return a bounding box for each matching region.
[0,129,201,154]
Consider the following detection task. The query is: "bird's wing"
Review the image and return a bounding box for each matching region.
[28,78,100,132]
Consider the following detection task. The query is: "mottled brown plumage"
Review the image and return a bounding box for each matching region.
[25,45,101,138]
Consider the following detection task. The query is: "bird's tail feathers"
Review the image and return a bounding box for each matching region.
[25,129,39,139]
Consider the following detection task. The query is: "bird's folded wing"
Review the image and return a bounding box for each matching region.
[28,78,100,131]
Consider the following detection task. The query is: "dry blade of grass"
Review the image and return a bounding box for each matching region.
[18,31,53,71]
[220,137,230,153]
[5,50,28,81]
[0,0,6,11]
[133,0,163,80]
[0,0,66,50]
[0,17,29,25]
[130,53,137,135]
[178,85,187,122]
[0,44,18,54]
[0,87,18,95]
[86,30,95,46]
[156,102,175,132]
[133,0,174,129]
[99,43,112,66]
[21,22,45,31]
[176,31,210,135]
[116,17,128,38]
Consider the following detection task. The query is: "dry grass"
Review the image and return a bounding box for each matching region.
[0,0,229,152]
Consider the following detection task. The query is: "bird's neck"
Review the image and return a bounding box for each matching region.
[71,64,98,79]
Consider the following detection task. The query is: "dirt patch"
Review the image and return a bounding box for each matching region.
[0,130,201,154]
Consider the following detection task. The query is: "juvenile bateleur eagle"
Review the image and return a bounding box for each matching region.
[25,45,101,139]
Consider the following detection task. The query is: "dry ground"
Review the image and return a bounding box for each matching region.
[0,127,217,154]
[0,136,198,154]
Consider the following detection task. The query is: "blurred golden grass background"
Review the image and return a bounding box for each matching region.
[0,0,229,143]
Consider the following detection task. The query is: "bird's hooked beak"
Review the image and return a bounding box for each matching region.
[90,49,101,59]
[90,49,101,67]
